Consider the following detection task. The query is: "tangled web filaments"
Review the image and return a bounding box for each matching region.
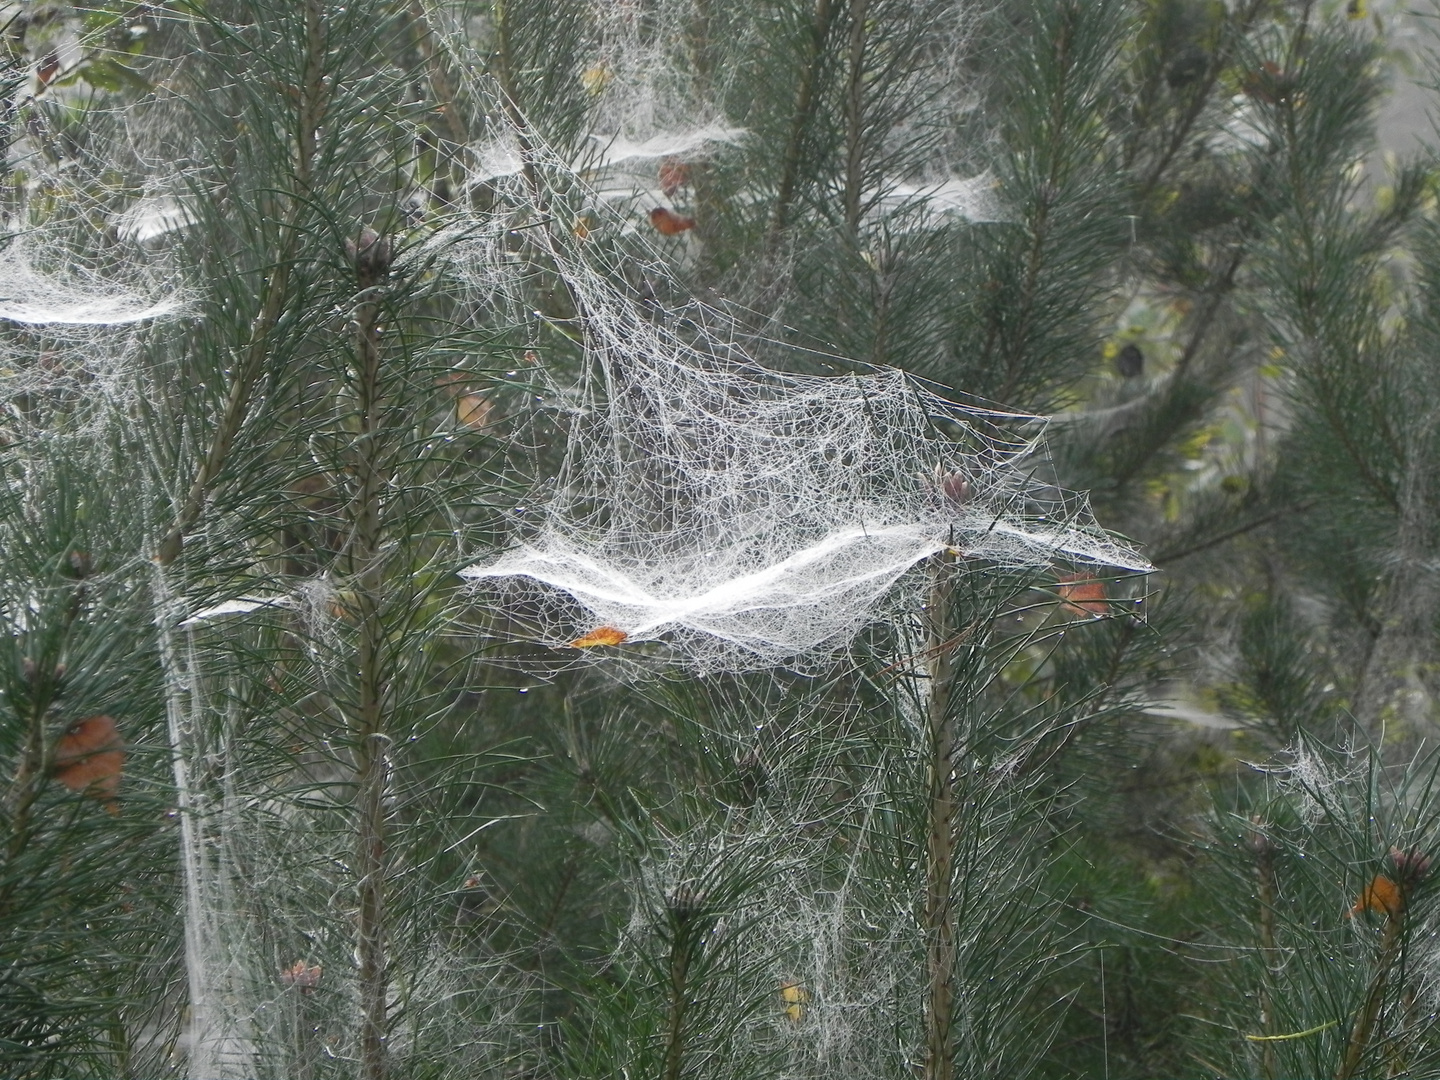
[458,238,1148,675]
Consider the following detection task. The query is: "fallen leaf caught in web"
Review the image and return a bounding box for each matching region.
[1350,873,1403,918]
[779,979,808,1023]
[52,714,125,814]
[279,960,323,994]
[648,207,696,235]
[457,392,494,430]
[1057,574,1108,617]
[580,65,612,96]
[438,371,496,430]
[568,626,629,648]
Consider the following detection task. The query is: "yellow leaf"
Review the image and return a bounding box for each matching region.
[580,65,612,95]
[779,980,808,1023]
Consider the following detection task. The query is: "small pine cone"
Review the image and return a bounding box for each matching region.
[939,471,972,509]
[1247,815,1273,857]
[346,227,391,286]
[1389,846,1433,886]
[667,885,709,924]
[1115,343,1143,379]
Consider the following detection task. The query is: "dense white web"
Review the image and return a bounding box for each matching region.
[438,133,1148,674]
[0,82,184,419]
[412,2,1094,678]
[459,345,1147,671]
[0,242,183,325]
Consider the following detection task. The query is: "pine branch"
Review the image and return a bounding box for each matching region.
[767,0,840,248]
[1154,499,1315,564]
[157,0,332,565]
[1134,0,1269,199]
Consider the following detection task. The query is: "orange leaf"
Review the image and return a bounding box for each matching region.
[568,626,628,648]
[1350,873,1403,918]
[659,157,689,198]
[1057,574,1107,617]
[648,207,696,236]
[52,714,125,814]
[279,959,322,993]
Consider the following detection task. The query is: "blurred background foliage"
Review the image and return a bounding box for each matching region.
[3,0,1440,1078]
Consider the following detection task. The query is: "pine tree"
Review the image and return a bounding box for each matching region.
[2,2,1438,1079]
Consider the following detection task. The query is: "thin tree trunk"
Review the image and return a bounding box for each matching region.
[923,553,957,1080]
[1253,822,1278,1080]
[661,927,694,1080]
[1336,910,1405,1080]
[841,0,869,234]
[350,234,393,1080]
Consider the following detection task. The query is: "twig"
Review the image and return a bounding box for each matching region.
[1153,499,1317,564]
[875,618,982,682]
[1246,1019,1337,1042]
[1253,822,1278,1079]
[661,897,706,1080]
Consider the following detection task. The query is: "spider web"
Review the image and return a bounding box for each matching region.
[439,130,1149,675]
